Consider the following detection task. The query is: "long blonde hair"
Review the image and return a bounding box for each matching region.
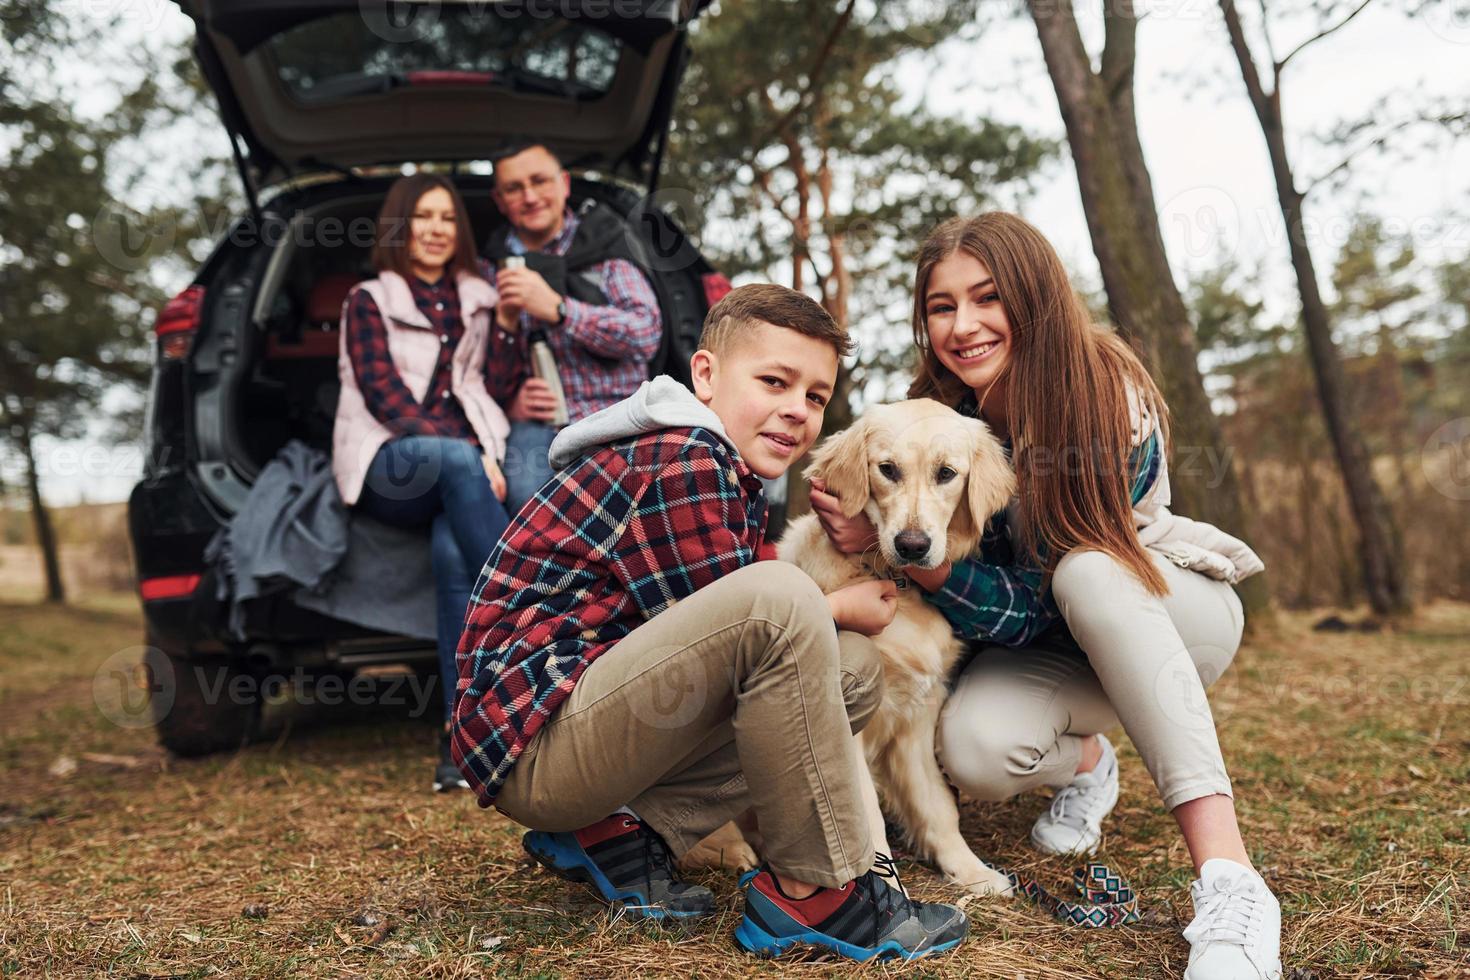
[908,213,1172,596]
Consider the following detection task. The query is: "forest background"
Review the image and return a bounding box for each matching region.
[2,0,1469,616]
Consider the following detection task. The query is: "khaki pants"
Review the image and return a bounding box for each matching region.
[495,562,882,888]
[937,549,1244,811]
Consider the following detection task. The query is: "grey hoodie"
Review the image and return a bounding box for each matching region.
[548,375,738,469]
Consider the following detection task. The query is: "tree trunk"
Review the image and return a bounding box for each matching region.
[20,423,66,604]
[777,117,856,522]
[1218,0,1410,616]
[1293,458,1315,606]
[1376,321,1414,517]
[1027,0,1267,614]
[1323,483,1356,609]
[816,142,851,330]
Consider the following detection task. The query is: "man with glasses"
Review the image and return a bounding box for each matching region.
[481,142,663,512]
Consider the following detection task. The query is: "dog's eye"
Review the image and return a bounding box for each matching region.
[878,462,900,481]
[936,465,958,484]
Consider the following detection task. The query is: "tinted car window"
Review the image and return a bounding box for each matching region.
[267,11,623,101]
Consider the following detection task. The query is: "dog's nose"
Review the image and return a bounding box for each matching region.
[893,531,931,562]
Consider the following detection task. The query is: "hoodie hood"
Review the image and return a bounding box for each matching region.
[548,376,737,470]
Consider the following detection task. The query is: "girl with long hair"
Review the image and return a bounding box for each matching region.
[332,173,512,794]
[810,213,1280,978]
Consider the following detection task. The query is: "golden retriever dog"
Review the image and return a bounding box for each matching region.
[682,399,1016,895]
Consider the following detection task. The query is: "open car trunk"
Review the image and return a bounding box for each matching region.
[173,0,711,195]
[186,174,718,517]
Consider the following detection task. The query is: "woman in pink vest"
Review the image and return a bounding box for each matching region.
[332,173,512,794]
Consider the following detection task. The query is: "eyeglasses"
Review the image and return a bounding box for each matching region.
[496,171,561,199]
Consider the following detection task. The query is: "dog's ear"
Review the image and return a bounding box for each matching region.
[803,419,871,518]
[957,418,1016,543]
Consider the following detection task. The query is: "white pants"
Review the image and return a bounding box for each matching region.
[937,549,1244,811]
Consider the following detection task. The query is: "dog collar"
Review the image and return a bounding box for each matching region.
[862,560,909,591]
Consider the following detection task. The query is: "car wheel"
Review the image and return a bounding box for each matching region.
[144,640,262,757]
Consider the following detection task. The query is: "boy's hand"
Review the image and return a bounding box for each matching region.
[828,579,899,637]
[810,478,878,555]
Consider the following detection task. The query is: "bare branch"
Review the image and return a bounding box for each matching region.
[1277,0,1374,73]
[749,163,798,227]
[1305,110,1470,197]
[1219,0,1275,117]
[1256,0,1279,71]
[807,251,832,298]
[756,0,858,145]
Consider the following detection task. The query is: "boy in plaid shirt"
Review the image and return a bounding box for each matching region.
[453,285,970,961]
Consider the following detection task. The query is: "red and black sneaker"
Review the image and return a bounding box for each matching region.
[522,815,715,920]
[734,854,969,961]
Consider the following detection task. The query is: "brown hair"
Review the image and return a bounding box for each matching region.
[908,213,1172,595]
[699,283,854,360]
[370,173,479,280]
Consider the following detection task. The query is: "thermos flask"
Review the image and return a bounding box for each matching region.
[503,256,570,427]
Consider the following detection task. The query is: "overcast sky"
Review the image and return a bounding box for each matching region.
[23,0,1470,506]
[907,0,1470,309]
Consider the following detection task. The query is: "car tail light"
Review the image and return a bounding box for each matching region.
[155,285,204,360]
[702,272,732,307]
[139,573,201,601]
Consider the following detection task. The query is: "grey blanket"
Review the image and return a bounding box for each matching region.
[205,440,435,641]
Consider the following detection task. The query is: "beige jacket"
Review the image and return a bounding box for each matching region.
[1128,396,1264,585]
[331,271,511,506]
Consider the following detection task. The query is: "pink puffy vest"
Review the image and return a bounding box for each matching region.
[331,270,511,506]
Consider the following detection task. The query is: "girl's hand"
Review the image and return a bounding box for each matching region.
[828,580,899,637]
[809,478,878,556]
[482,452,507,503]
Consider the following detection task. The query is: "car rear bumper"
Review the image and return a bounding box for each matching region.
[128,471,427,659]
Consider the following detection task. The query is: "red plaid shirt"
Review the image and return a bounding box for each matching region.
[480,209,661,422]
[344,274,477,442]
[451,425,773,805]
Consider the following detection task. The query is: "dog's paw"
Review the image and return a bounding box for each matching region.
[946,859,1014,897]
[679,839,759,873]
[679,821,760,873]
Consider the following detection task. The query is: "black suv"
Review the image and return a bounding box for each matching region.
[130,0,728,755]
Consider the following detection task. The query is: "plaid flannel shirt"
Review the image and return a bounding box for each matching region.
[451,426,770,805]
[480,209,661,421]
[928,399,1164,648]
[344,275,476,443]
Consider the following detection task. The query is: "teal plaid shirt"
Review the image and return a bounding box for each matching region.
[928,398,1162,648]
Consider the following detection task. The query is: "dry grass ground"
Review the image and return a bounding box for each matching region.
[1,598,1466,978]
[0,502,135,601]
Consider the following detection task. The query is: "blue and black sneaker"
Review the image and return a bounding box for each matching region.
[734,853,969,962]
[522,814,715,921]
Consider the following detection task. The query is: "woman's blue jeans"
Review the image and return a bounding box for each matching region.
[356,436,508,722]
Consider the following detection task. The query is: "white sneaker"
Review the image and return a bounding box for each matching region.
[1029,734,1119,856]
[1182,859,1283,980]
